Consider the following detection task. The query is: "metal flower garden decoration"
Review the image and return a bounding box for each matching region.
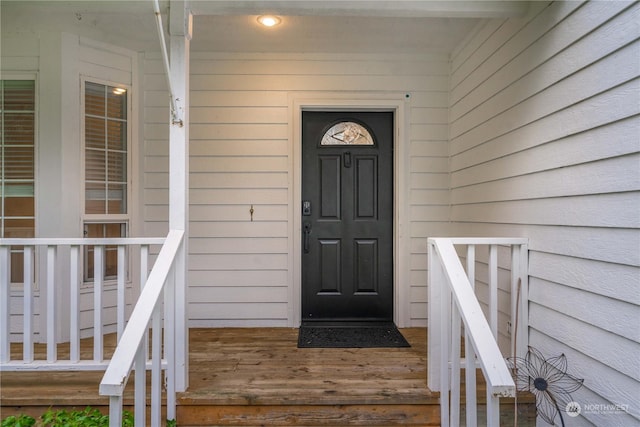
[508,347,584,426]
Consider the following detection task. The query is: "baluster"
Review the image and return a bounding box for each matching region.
[488,245,498,337]
[0,246,10,363]
[23,246,34,362]
[94,245,104,362]
[440,273,452,427]
[466,245,476,289]
[165,266,176,421]
[510,245,519,358]
[108,395,122,427]
[135,244,149,427]
[46,245,57,362]
[517,243,529,358]
[450,303,461,427]
[140,244,149,291]
[134,340,147,427]
[174,241,188,392]
[117,245,126,339]
[70,245,80,362]
[151,301,162,427]
[487,389,499,427]
[140,245,150,361]
[465,244,477,427]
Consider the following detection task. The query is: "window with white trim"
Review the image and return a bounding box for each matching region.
[0,79,36,284]
[83,80,129,282]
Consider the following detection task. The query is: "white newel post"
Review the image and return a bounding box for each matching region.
[427,240,442,391]
[169,0,191,392]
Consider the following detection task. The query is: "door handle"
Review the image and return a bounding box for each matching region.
[303,222,312,253]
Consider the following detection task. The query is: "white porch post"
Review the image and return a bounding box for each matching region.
[169,0,191,392]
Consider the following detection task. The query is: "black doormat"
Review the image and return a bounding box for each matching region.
[297,323,410,348]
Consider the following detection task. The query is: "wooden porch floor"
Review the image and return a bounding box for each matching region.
[1,328,534,426]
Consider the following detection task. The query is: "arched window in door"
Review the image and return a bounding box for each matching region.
[320,121,374,146]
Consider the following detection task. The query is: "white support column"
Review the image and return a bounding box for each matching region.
[169,0,191,392]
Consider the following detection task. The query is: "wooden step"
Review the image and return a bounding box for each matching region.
[1,328,535,426]
[174,327,438,425]
[177,403,439,426]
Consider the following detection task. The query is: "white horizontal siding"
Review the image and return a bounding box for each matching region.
[449,1,640,425]
[452,192,640,228]
[79,37,133,84]
[143,51,450,327]
[8,294,41,341]
[451,116,639,189]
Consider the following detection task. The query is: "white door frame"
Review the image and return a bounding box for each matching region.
[289,92,411,327]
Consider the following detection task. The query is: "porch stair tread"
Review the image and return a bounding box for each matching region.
[1,328,535,426]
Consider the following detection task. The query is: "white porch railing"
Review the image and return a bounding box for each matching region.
[100,229,184,427]
[428,237,529,427]
[0,235,165,369]
[0,231,184,426]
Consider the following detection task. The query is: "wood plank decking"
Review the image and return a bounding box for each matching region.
[178,328,436,426]
[1,328,535,426]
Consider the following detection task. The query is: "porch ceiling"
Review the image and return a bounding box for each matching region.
[1,1,530,54]
[191,14,480,54]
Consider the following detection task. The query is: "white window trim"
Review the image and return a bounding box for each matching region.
[80,76,132,287]
[0,73,39,292]
[80,76,132,224]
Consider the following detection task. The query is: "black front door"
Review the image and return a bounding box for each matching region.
[302,111,393,322]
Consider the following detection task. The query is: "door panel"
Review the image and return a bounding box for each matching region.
[320,156,341,219]
[319,239,341,294]
[302,111,393,322]
[355,239,377,293]
[355,156,377,219]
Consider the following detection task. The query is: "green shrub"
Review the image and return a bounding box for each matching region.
[1,407,176,426]
[1,408,134,427]
[1,414,36,427]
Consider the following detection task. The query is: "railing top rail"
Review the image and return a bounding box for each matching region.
[428,237,528,246]
[99,229,184,397]
[431,238,516,397]
[0,237,166,246]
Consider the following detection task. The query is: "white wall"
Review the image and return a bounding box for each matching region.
[449,1,640,425]
[142,52,452,327]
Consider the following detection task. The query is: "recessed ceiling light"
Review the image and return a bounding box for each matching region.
[257,15,281,28]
